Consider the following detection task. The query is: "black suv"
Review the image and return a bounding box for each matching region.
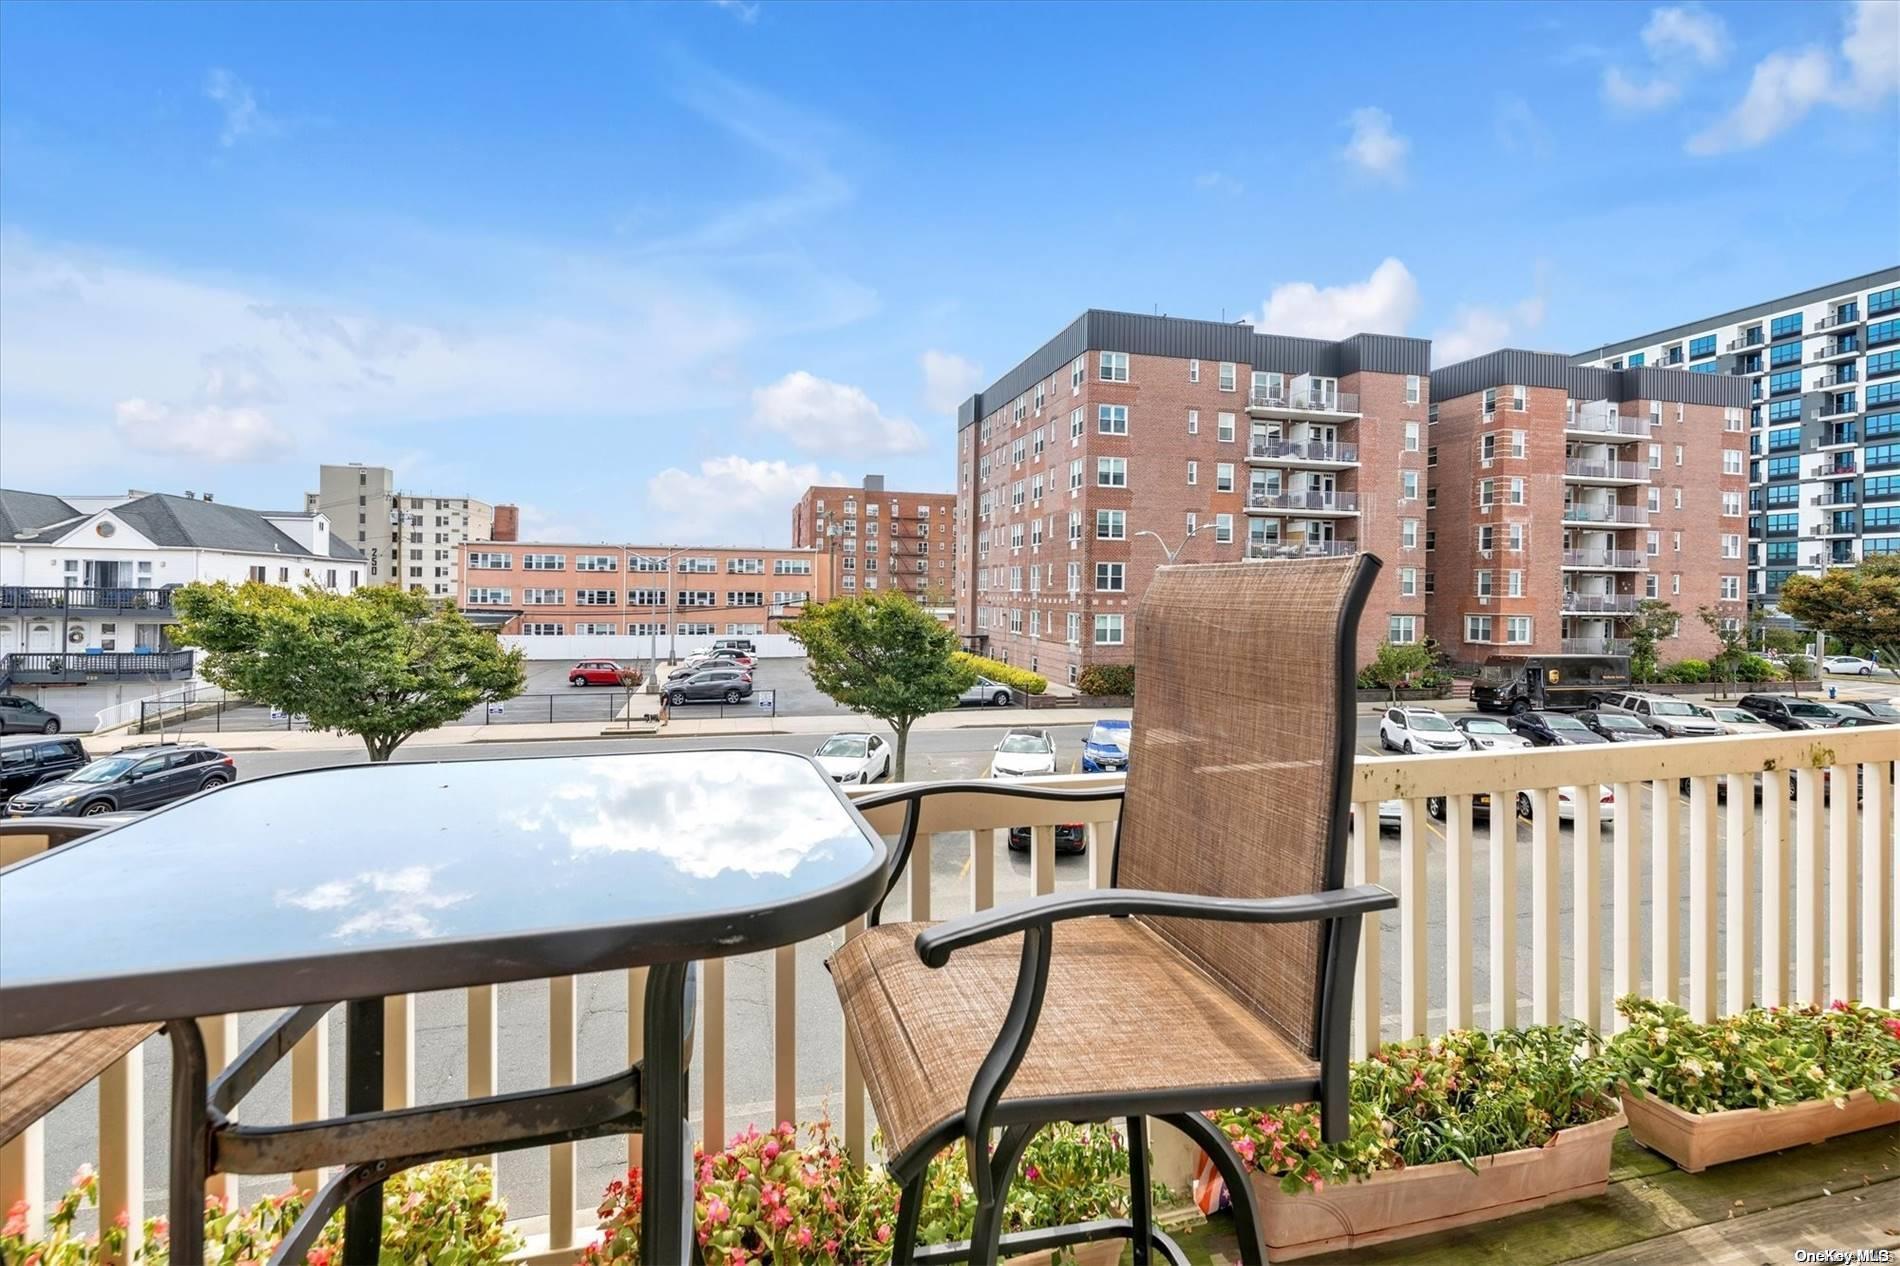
[0,735,90,797]
[0,695,63,734]
[4,743,237,818]
[1735,694,1845,731]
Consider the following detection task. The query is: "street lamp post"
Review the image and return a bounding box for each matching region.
[636,545,693,688]
[1134,526,1202,564]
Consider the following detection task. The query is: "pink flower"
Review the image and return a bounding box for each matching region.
[770,1206,793,1229]
[1883,1018,1900,1040]
[3,1200,29,1238]
[1310,1176,1325,1192]
[1235,1138,1256,1162]
[762,1139,781,1162]
[72,1164,96,1188]
[1024,1165,1041,1182]
[795,1227,814,1249]
[707,1197,731,1225]
[876,1224,893,1244]
[114,1211,130,1229]
[1830,999,1849,1011]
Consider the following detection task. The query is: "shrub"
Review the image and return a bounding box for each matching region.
[1783,654,1813,680]
[1663,659,1710,683]
[1207,1024,1617,1195]
[951,652,1046,696]
[1076,664,1134,697]
[1732,653,1779,682]
[1608,997,1900,1116]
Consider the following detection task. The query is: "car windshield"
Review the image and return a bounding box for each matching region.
[1598,714,1647,730]
[68,756,138,784]
[1541,714,1589,730]
[1710,709,1756,723]
[998,734,1051,755]
[1648,701,1696,716]
[1462,719,1510,735]
[1087,723,1129,749]
[1860,703,1900,720]
[1786,702,1837,718]
[1406,712,1455,732]
[818,736,867,758]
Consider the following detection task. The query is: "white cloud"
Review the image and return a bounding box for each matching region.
[1494,95,1554,158]
[1602,66,1682,112]
[1340,107,1408,182]
[1642,6,1728,65]
[646,456,843,544]
[203,69,279,147]
[709,0,760,21]
[1688,1,1898,154]
[751,370,927,455]
[1431,291,1551,367]
[114,398,294,463]
[1246,258,1420,340]
[919,350,982,415]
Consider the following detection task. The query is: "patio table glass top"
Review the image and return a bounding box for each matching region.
[0,749,887,1037]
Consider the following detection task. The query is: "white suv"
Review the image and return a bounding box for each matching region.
[1377,707,1467,754]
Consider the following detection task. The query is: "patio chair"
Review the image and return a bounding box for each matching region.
[831,555,1396,1266]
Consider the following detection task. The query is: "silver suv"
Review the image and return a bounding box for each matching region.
[1602,692,1723,738]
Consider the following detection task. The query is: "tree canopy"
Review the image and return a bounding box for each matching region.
[1776,554,1900,674]
[1360,640,1432,701]
[171,582,526,760]
[1626,599,1680,684]
[787,590,974,780]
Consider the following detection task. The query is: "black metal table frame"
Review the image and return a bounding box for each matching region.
[164,963,698,1266]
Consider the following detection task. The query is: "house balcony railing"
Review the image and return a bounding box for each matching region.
[1561,548,1646,570]
[1562,459,1648,483]
[1725,334,1763,351]
[1245,539,1359,560]
[1814,311,1861,332]
[1246,388,1360,416]
[1809,342,1859,362]
[0,650,195,685]
[0,585,176,615]
[1558,636,1634,655]
[1813,372,1858,391]
[4,732,1892,1259]
[1562,409,1648,439]
[1245,490,1360,514]
[1560,592,1639,614]
[1247,438,1360,465]
[1811,490,1858,507]
[1560,503,1648,525]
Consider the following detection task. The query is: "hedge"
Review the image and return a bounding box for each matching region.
[953,651,1047,695]
[1077,664,1134,697]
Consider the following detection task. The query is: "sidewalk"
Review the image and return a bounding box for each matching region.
[85,704,1134,753]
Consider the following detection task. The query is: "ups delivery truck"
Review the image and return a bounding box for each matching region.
[1470,655,1632,714]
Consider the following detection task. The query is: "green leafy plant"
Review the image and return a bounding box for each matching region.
[2,1161,519,1266]
[1627,599,1680,684]
[1778,554,1900,676]
[1075,664,1134,697]
[952,652,1048,697]
[1207,1025,1618,1195]
[1608,997,1900,1116]
[1358,641,1433,702]
[1662,659,1710,683]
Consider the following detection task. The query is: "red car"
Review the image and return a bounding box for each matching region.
[568,660,630,686]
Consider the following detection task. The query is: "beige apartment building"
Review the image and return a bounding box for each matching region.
[953,310,1431,682]
[1426,351,1750,665]
[305,463,509,600]
[790,474,956,604]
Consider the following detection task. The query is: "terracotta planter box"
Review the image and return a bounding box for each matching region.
[1621,1087,1900,1173]
[1250,1112,1623,1262]
[1003,1240,1121,1266]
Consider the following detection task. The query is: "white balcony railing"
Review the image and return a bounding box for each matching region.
[1561,549,1646,569]
[1248,389,1360,415]
[4,734,1893,1257]
[1560,592,1640,614]
[1246,540,1360,560]
[1564,405,1647,438]
[1561,502,1649,525]
[1248,438,1360,465]
[1561,636,1634,655]
[1246,490,1360,513]
[1563,459,1648,482]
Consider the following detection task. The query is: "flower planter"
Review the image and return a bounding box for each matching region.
[1002,1240,1122,1266]
[1621,1087,1900,1173]
[1249,1112,1623,1262]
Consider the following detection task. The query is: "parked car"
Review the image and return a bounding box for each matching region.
[1520,785,1616,823]
[959,676,1015,708]
[1832,715,1892,729]
[3,743,236,818]
[1080,720,1131,771]
[1451,716,1532,751]
[1006,823,1088,854]
[568,660,631,687]
[1506,710,1609,746]
[1426,791,1495,821]
[1351,799,1406,833]
[989,728,1056,778]
[1600,692,1724,738]
[664,667,753,705]
[1693,705,1779,736]
[1735,694,1845,731]
[1377,706,1467,753]
[0,735,90,797]
[1833,699,1900,723]
[813,733,892,784]
[0,695,63,735]
[1821,654,1880,676]
[1577,709,1666,743]
[712,638,757,655]
[682,650,754,672]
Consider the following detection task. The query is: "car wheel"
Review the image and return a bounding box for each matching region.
[81,800,113,817]
[669,690,687,706]
[200,775,229,790]
[1860,666,1873,676]
[570,676,585,687]
[1426,797,1445,820]
[1586,695,1603,709]
[993,690,1011,707]
[41,719,60,734]
[1516,792,1534,820]
[1401,740,1414,754]
[1378,733,1391,751]
[1509,699,1530,716]
[724,689,741,703]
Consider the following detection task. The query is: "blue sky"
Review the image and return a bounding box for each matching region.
[2,0,1895,544]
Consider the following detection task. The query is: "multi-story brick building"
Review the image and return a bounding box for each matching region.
[953,310,1431,682]
[456,543,832,641]
[789,475,956,603]
[1427,351,1750,665]
[305,463,499,601]
[1571,266,1900,603]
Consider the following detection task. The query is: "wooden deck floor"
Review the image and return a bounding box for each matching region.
[1163,1122,1900,1265]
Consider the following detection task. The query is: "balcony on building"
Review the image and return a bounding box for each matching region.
[1246,433,1360,469]
[1244,537,1359,560]
[1811,484,1859,508]
[1814,515,1859,538]
[1559,499,1647,527]
[1562,400,1646,440]
[0,585,178,618]
[1562,447,1648,485]
[1812,371,1859,392]
[1808,339,1859,363]
[1812,423,1859,452]
[1557,634,1633,656]
[1245,374,1360,420]
[1725,329,1764,351]
[0,649,195,685]
[1243,489,1359,517]
[1813,306,1861,333]
[1816,396,1860,422]
[1560,547,1645,571]
[1559,591,1639,615]
[1811,454,1858,478]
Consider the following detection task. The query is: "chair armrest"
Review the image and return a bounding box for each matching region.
[914,884,1395,967]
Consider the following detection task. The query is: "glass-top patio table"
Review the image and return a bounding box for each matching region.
[0,749,891,1265]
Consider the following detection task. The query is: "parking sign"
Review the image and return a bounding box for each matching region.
[755,690,776,711]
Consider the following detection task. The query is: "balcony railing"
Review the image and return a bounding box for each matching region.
[1813,372,1858,390]
[1560,592,1639,614]
[0,650,194,684]
[1812,459,1857,478]
[1811,490,1858,507]
[1725,334,1763,351]
[1245,540,1359,560]
[1561,548,1645,569]
[1247,388,1360,414]
[1247,438,1360,464]
[1562,409,1647,438]
[1559,636,1633,655]
[0,585,175,614]
[1809,342,1859,362]
[6,732,1892,1258]
[1245,490,1360,513]
[1563,459,1647,482]
[1560,503,1648,525]
[1814,311,1860,331]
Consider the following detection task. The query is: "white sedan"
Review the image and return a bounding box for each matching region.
[1516,785,1616,823]
[813,733,892,784]
[1821,655,1881,676]
[990,728,1057,778]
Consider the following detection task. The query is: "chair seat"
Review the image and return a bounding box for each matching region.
[0,1025,160,1144]
[832,916,1318,1160]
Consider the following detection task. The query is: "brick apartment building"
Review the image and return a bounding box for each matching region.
[953,310,1431,682]
[1427,351,1750,665]
[456,543,832,638]
[304,463,505,601]
[790,474,957,603]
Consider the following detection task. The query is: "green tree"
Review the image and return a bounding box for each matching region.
[1695,605,1751,697]
[1778,554,1900,677]
[171,582,526,761]
[787,590,974,779]
[1626,599,1680,684]
[1361,640,1433,702]
[1760,625,1811,694]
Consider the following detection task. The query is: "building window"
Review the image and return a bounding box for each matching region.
[1400,470,1419,500]
[1511,385,1526,412]
[1405,375,1421,405]
[1504,616,1532,644]
[1095,562,1124,591]
[469,552,512,570]
[1097,457,1127,487]
[1213,513,1233,543]
[1720,575,1741,600]
[1070,459,1084,491]
[1218,362,1237,392]
[1096,509,1126,539]
[1400,518,1419,550]
[1397,567,1417,598]
[1094,614,1124,645]
[521,622,565,636]
[1388,614,1417,644]
[1475,570,1493,599]
[1216,462,1235,492]
[1403,421,1420,452]
[1186,460,1198,485]
[1099,351,1129,382]
[466,587,511,605]
[576,589,615,605]
[1464,615,1493,644]
[523,553,565,570]
[524,588,564,604]
[1186,409,1199,435]
[1217,412,1236,443]
[1097,404,1129,435]
[1188,359,1200,383]
[1506,570,1524,598]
